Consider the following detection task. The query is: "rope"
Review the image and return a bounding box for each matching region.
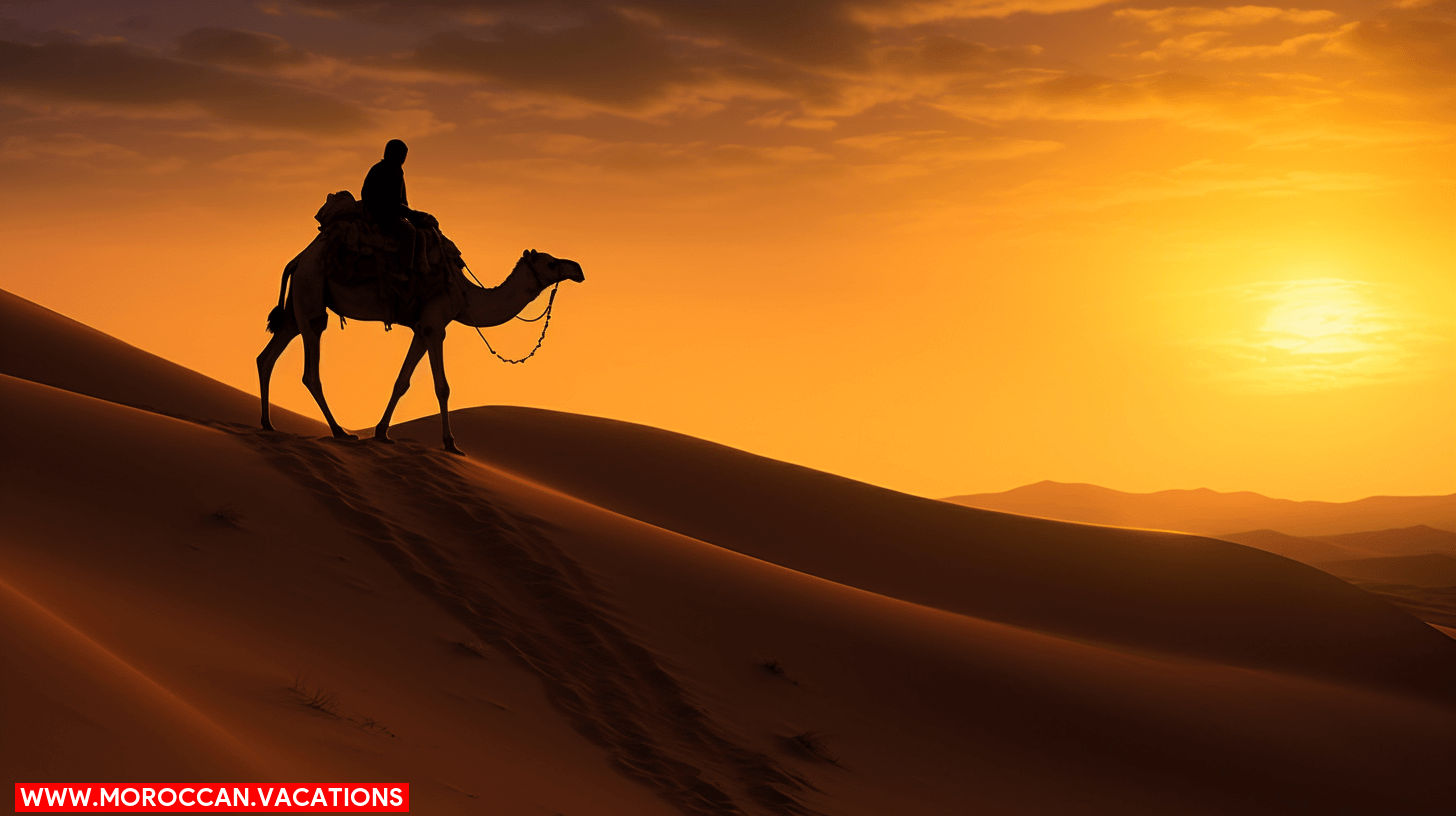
[461,261,560,365]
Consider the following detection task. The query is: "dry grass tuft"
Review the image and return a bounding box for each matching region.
[760,658,800,686]
[211,505,244,529]
[454,638,490,659]
[781,730,840,766]
[288,672,340,717]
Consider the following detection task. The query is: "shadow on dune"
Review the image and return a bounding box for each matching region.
[216,423,819,816]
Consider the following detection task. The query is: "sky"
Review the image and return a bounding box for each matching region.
[1,0,1453,502]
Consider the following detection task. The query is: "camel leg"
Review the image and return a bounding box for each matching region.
[373,332,429,443]
[300,317,356,440]
[257,322,298,432]
[426,334,461,454]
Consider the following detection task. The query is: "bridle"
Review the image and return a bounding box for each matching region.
[461,256,561,365]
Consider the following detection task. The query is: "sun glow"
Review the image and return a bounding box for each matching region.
[1256,279,1388,356]
[1190,277,1436,393]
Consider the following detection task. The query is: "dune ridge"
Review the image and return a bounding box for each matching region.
[395,406,1456,701]
[1,374,686,814]
[0,287,323,435]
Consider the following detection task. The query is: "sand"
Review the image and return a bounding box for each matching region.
[5,287,1456,815]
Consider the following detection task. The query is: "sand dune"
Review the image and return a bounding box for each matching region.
[6,296,1456,814]
[944,480,1456,536]
[1210,531,1456,629]
[9,377,1456,813]
[1217,525,1456,568]
[0,288,323,435]
[391,407,1456,701]
[1216,528,1368,564]
[0,574,267,783]
[1340,583,1456,631]
[1318,554,1456,588]
[0,374,679,815]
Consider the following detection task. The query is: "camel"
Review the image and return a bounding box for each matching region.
[257,237,584,453]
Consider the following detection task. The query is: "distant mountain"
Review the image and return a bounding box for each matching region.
[1217,530,1366,564]
[942,481,1456,538]
[1317,554,1456,588]
[1313,526,1456,558]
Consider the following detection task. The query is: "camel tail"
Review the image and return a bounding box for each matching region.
[265,258,297,335]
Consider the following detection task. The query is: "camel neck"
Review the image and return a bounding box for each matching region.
[458,261,546,328]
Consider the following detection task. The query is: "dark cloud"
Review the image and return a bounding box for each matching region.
[281,0,1059,116]
[291,0,875,67]
[295,1,1058,103]
[177,27,308,70]
[277,0,556,26]
[635,0,873,69]
[411,12,694,106]
[0,39,369,134]
[1332,19,1456,71]
[881,34,1038,75]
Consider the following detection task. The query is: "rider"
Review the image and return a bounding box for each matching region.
[361,139,416,275]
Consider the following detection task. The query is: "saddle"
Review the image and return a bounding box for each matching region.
[313,190,465,326]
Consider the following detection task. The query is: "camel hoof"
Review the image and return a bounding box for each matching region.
[372,431,395,444]
[333,430,359,441]
[444,440,464,455]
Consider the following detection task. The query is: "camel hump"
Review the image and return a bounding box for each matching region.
[315,190,363,229]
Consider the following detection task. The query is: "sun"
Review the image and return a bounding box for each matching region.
[1256,279,1387,356]
[1193,277,1423,393]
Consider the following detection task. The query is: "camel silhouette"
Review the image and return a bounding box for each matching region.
[257,242,584,453]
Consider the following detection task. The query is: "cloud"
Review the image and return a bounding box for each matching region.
[210,147,362,181]
[176,27,308,70]
[1115,6,1338,33]
[878,34,1041,74]
[853,0,1122,26]
[1135,28,1337,61]
[256,1,1101,123]
[1324,18,1456,71]
[834,130,1062,178]
[409,12,695,107]
[495,131,833,172]
[289,0,1097,77]
[0,39,371,134]
[397,7,1038,117]
[0,132,141,163]
[639,0,876,68]
[931,69,1257,123]
[0,132,186,173]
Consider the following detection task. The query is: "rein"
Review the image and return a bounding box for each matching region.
[462,261,560,365]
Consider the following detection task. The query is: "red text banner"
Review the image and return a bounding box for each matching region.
[14,783,409,812]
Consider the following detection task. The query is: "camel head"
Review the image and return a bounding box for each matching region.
[519,249,586,288]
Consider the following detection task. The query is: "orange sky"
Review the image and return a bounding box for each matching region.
[2,0,1453,501]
